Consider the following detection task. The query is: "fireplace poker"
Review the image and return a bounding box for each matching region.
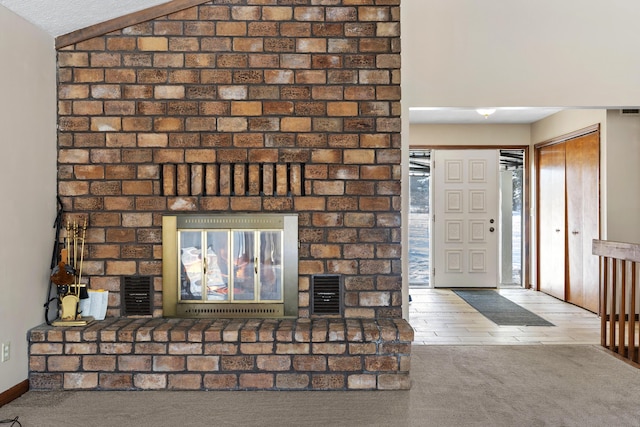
[76,218,87,297]
[66,219,71,265]
[73,220,79,272]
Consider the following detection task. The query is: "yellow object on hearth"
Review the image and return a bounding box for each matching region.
[53,293,95,326]
[60,294,79,321]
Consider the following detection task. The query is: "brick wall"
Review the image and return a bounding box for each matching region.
[56,0,402,319]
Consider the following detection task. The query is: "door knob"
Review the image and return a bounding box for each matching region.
[489,227,495,232]
[572,231,579,235]
[555,229,561,232]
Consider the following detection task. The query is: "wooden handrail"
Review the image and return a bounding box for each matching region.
[593,239,640,262]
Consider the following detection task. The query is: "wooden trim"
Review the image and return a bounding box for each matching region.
[55,0,211,49]
[533,123,600,149]
[0,380,28,407]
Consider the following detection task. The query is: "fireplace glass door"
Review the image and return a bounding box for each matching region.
[179,229,283,304]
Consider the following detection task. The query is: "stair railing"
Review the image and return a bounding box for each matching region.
[593,239,640,365]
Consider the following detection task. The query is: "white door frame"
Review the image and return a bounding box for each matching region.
[405,145,530,295]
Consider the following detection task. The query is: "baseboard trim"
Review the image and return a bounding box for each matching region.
[0,380,29,407]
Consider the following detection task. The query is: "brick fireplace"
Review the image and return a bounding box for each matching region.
[30,0,411,391]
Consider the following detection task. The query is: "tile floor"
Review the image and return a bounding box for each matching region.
[409,287,601,345]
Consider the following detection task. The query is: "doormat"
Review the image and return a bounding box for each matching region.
[453,290,555,326]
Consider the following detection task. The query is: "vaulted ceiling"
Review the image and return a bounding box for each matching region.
[0,0,168,37]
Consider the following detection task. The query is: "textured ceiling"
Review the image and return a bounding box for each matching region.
[0,0,169,37]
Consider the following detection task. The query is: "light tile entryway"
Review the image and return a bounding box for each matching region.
[409,288,601,345]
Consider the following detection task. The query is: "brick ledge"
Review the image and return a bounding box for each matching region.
[29,318,414,391]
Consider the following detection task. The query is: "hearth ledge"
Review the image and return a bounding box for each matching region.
[28,317,414,391]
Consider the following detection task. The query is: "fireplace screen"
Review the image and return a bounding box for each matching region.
[163,214,298,318]
[179,230,282,302]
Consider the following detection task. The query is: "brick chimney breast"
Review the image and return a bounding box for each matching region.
[57,0,401,319]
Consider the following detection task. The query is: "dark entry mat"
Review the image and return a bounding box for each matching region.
[453,290,555,326]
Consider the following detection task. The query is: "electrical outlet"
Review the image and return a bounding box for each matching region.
[1,342,10,362]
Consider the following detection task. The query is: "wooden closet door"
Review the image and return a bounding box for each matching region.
[565,132,600,312]
[538,143,566,300]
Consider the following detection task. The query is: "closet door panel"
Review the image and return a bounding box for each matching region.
[566,133,600,312]
[565,138,584,307]
[538,143,566,300]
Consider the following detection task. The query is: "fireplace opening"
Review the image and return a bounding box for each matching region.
[162,214,298,318]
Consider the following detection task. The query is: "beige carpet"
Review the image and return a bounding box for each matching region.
[2,345,640,426]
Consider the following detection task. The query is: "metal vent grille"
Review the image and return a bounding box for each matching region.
[185,307,278,314]
[176,303,285,318]
[122,276,153,316]
[621,108,640,115]
[311,275,342,315]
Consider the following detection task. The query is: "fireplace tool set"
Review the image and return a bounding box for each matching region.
[48,216,93,326]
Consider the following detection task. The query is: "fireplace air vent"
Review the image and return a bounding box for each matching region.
[176,303,284,318]
[311,275,342,315]
[183,307,280,316]
[122,276,153,316]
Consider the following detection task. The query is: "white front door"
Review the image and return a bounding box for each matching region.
[431,149,499,288]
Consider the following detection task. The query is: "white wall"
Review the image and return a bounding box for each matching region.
[530,109,607,235]
[530,110,607,144]
[403,0,640,108]
[409,124,531,147]
[605,111,640,243]
[0,6,56,394]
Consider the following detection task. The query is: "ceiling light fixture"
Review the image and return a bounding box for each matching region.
[476,108,496,119]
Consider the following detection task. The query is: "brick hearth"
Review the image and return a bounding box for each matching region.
[29,318,413,391]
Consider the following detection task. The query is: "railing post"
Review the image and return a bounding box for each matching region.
[610,259,617,352]
[601,256,608,348]
[619,260,627,356]
[630,261,637,362]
